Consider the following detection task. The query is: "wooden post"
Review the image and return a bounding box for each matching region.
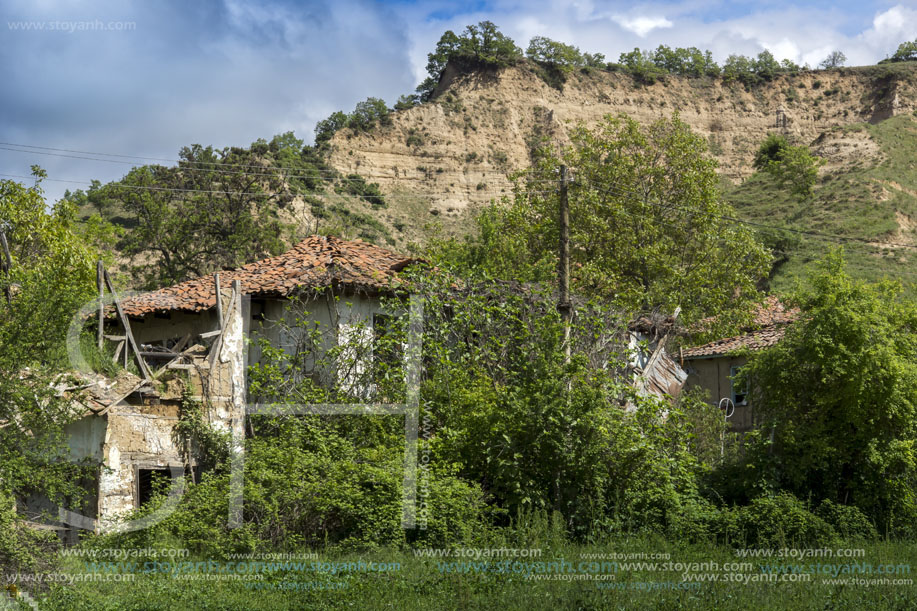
[0,230,12,308]
[214,273,223,330]
[97,260,105,351]
[103,270,153,381]
[557,165,571,365]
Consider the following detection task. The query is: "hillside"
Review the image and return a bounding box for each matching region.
[76,59,917,290]
[326,59,917,287]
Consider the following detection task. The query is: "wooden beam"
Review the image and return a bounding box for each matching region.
[96,260,104,351]
[214,272,223,330]
[103,269,153,381]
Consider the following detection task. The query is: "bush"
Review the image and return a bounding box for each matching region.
[336,174,387,209]
[729,493,838,547]
[817,500,878,541]
[743,253,917,537]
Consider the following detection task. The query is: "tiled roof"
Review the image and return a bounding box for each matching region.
[680,324,787,359]
[680,297,798,359]
[752,295,797,326]
[119,235,416,317]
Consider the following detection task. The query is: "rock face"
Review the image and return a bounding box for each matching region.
[327,61,917,220]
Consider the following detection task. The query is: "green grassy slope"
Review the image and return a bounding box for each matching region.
[725,113,917,293]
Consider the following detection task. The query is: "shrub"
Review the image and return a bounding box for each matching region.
[731,493,837,547]
[336,174,387,209]
[817,500,878,541]
[743,253,917,537]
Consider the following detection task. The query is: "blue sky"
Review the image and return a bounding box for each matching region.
[1,0,915,202]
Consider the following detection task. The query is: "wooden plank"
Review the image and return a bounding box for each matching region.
[151,334,192,379]
[214,272,223,330]
[113,340,124,363]
[199,329,222,339]
[167,363,195,370]
[104,334,126,341]
[103,269,153,381]
[97,260,104,351]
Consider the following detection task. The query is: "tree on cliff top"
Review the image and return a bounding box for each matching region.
[416,21,522,100]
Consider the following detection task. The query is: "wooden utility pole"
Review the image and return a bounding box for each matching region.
[557,165,572,365]
[0,230,11,308]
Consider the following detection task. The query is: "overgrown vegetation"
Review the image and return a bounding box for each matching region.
[739,253,917,537]
[434,113,771,337]
[0,173,100,573]
[315,98,392,146]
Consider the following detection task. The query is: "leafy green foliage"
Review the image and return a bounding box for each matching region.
[315,98,392,146]
[417,21,522,100]
[526,36,605,70]
[650,45,720,77]
[819,50,847,69]
[887,39,917,63]
[742,253,917,536]
[437,113,770,336]
[753,134,823,200]
[335,174,387,209]
[0,175,103,570]
[108,144,289,288]
[618,48,666,84]
[722,492,838,547]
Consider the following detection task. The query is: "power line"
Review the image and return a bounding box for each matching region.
[568,176,917,252]
[0,142,562,186]
[0,172,551,199]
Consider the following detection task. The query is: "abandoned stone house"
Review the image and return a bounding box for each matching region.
[51,235,687,535]
[678,297,797,432]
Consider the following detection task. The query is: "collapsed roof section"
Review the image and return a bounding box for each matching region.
[681,296,798,359]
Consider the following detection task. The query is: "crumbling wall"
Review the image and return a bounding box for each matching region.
[97,398,184,530]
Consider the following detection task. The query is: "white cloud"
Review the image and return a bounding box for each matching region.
[613,15,674,37]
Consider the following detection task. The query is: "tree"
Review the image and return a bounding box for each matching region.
[619,48,665,84]
[314,110,349,147]
[742,252,917,536]
[819,50,847,69]
[433,114,771,334]
[393,94,419,111]
[348,97,391,132]
[722,54,756,86]
[417,22,522,100]
[526,36,582,68]
[889,39,917,63]
[754,133,823,200]
[0,174,100,570]
[752,50,780,81]
[114,143,290,288]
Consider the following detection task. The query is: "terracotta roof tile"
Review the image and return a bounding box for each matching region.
[680,296,798,359]
[119,235,416,317]
[681,324,787,359]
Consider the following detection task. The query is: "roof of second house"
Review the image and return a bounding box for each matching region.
[119,235,417,317]
[680,296,798,360]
